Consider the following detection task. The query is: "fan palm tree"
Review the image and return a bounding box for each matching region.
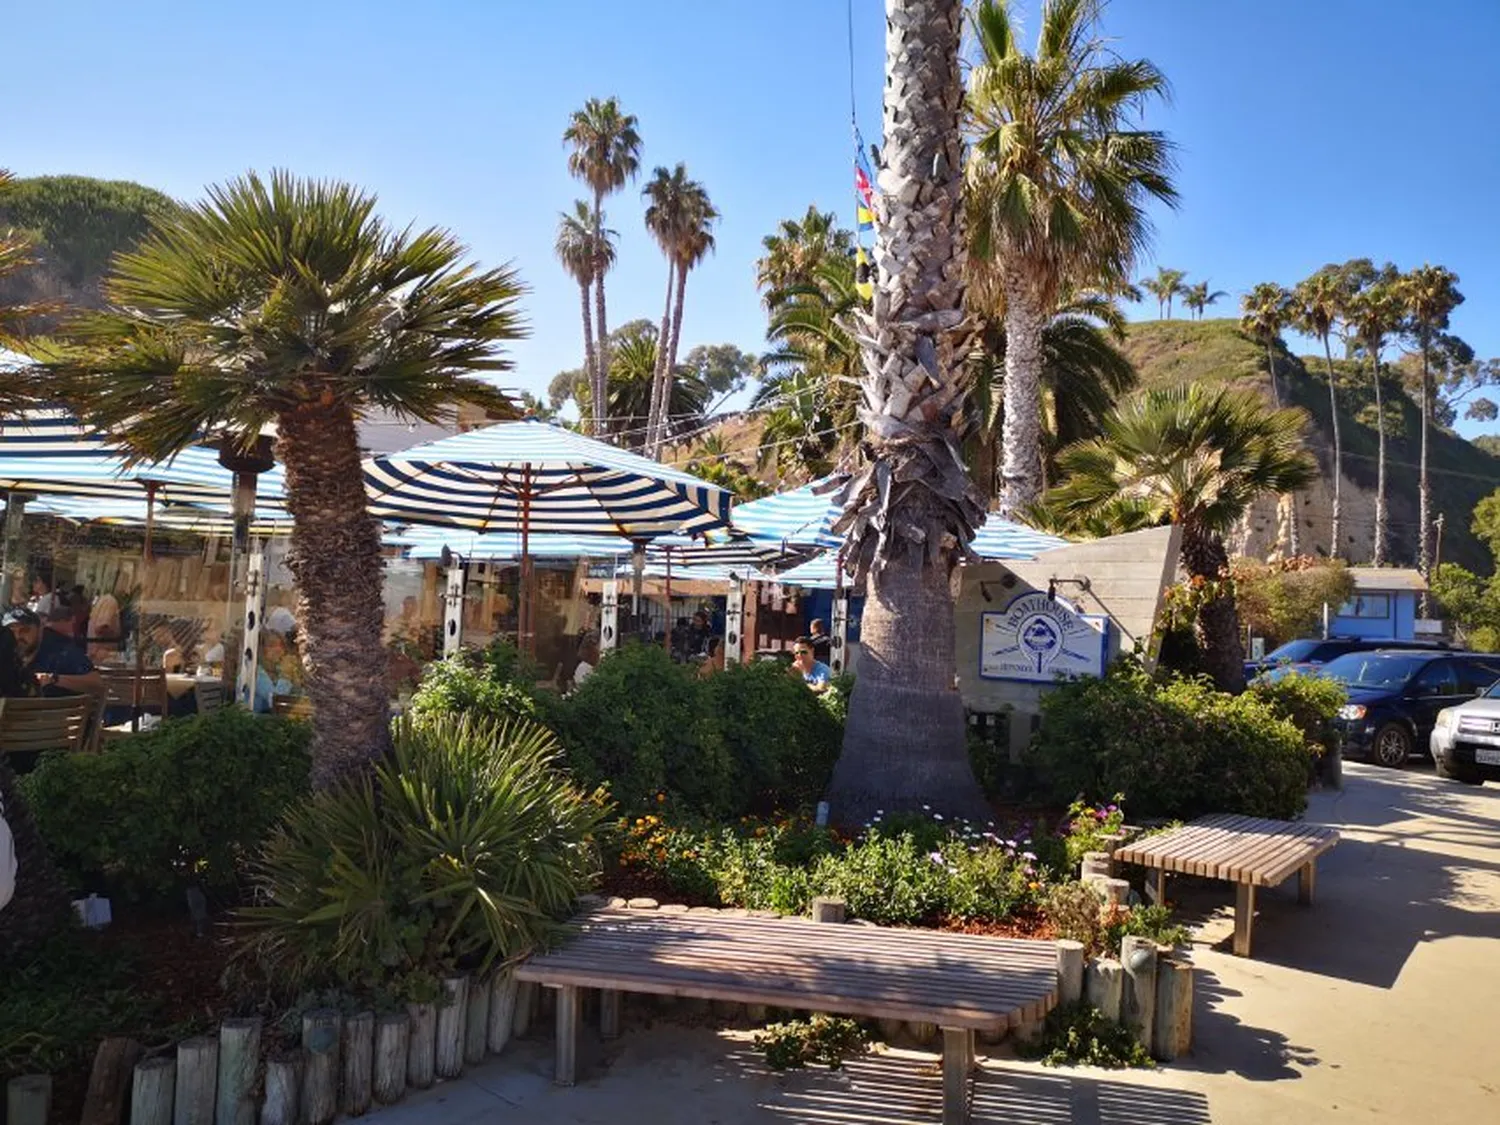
[652,179,717,458]
[1140,266,1187,319]
[1182,280,1226,320]
[57,172,525,788]
[554,201,616,433]
[1292,267,1347,558]
[1398,264,1464,579]
[643,164,692,455]
[967,0,1178,516]
[1048,384,1316,691]
[1239,281,1298,554]
[755,206,854,299]
[563,97,642,437]
[1346,275,1405,565]
[821,0,989,824]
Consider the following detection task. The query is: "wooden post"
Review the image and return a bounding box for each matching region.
[1233,882,1256,957]
[1085,958,1123,1021]
[877,1018,904,1043]
[214,1018,260,1125]
[1151,956,1194,1062]
[1080,851,1111,880]
[341,1011,375,1118]
[373,1013,409,1105]
[406,1002,437,1090]
[6,1075,51,1125]
[554,985,580,1087]
[810,896,847,924]
[81,1035,143,1125]
[436,975,469,1079]
[464,979,491,1066]
[488,973,518,1054]
[1298,861,1316,906]
[600,990,622,1039]
[940,1028,970,1125]
[259,1051,301,1125]
[1099,877,1131,908]
[745,1004,769,1024]
[512,981,537,1038]
[300,1008,340,1125]
[906,1021,937,1045]
[1120,935,1158,1049]
[1056,940,1085,1005]
[1153,868,1168,907]
[131,1057,176,1125]
[174,1036,219,1125]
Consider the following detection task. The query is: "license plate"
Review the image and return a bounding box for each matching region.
[1477,749,1500,766]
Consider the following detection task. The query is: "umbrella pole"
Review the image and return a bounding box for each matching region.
[132,483,158,725]
[663,548,672,655]
[520,464,533,658]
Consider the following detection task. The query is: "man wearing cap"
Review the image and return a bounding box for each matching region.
[4,607,102,698]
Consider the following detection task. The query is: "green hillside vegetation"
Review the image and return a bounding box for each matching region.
[1120,318,1500,573]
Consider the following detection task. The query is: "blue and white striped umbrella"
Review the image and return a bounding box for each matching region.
[396,529,633,561]
[364,419,732,538]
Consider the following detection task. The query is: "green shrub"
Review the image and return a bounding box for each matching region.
[1042,880,1107,954]
[755,1015,868,1070]
[1102,903,1189,955]
[1029,661,1310,821]
[1017,1001,1155,1069]
[1249,671,1346,759]
[409,641,539,725]
[238,713,607,996]
[21,709,310,901]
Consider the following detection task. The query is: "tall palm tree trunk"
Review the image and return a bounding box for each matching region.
[1182,529,1245,692]
[1000,276,1046,515]
[591,190,611,438]
[647,262,675,455]
[1263,339,1300,556]
[1371,351,1388,566]
[577,280,597,424]
[1419,339,1432,597]
[277,401,393,789]
[656,262,691,456]
[0,757,72,959]
[826,0,988,825]
[1321,337,1343,559]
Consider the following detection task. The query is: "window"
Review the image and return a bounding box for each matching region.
[1339,593,1391,619]
[1458,660,1500,696]
[1411,660,1459,696]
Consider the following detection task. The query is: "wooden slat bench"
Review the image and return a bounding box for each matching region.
[1114,813,1340,957]
[515,905,1060,1125]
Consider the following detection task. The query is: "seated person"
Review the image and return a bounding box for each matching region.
[696,635,725,679]
[789,636,832,694]
[4,607,102,698]
[808,618,832,662]
[572,635,600,690]
[253,631,296,714]
[87,591,122,666]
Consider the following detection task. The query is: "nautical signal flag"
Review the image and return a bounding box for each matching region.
[854,152,876,231]
[855,247,874,301]
[856,202,875,232]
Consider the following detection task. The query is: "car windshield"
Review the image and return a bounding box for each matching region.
[1262,640,1328,664]
[1320,653,1430,689]
[1486,680,1500,699]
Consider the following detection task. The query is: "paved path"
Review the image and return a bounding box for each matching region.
[373,763,1500,1124]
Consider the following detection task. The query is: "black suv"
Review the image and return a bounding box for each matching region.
[1245,636,1456,682]
[1326,650,1500,768]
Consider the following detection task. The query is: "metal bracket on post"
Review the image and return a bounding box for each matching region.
[724,577,744,666]
[442,563,466,659]
[830,589,850,675]
[600,580,619,654]
[236,543,267,710]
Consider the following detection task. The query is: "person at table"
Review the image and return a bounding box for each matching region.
[88,590,122,665]
[70,585,91,651]
[686,610,714,658]
[789,636,832,694]
[807,618,832,662]
[696,636,725,679]
[27,575,58,618]
[4,607,102,698]
[253,630,295,714]
[0,626,41,773]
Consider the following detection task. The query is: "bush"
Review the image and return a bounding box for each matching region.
[1042,881,1107,954]
[1102,903,1189,956]
[1061,795,1125,868]
[1030,661,1310,821]
[409,641,539,725]
[21,709,310,901]
[1017,1001,1154,1069]
[239,713,607,997]
[1249,671,1346,759]
[755,1016,868,1070]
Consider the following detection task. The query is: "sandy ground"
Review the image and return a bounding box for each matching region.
[372,761,1500,1124]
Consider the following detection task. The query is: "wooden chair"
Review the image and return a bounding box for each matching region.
[195,678,226,713]
[272,693,314,720]
[99,668,171,738]
[0,695,95,759]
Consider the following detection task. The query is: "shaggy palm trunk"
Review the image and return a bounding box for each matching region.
[577,281,597,426]
[647,262,675,456]
[0,758,72,959]
[1181,529,1245,693]
[277,401,392,789]
[1321,337,1343,559]
[1000,277,1046,516]
[591,191,611,439]
[1371,349,1388,566]
[825,0,988,825]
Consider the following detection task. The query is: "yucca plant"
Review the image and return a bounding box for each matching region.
[238,713,609,996]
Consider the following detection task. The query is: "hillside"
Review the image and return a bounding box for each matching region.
[1120,318,1500,573]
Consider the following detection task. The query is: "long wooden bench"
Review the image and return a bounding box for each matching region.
[515,905,1060,1125]
[1113,813,1340,957]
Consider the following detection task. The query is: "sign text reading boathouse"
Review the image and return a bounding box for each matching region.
[980,592,1107,683]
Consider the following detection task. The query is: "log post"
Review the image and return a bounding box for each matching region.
[1120,935,1158,1048]
[436,975,469,1079]
[174,1036,219,1125]
[1099,877,1131,908]
[1056,940,1085,1005]
[512,981,537,1038]
[406,1002,437,1090]
[464,978,491,1066]
[300,1008,340,1125]
[1085,958,1123,1021]
[6,1075,51,1125]
[877,1018,904,1043]
[214,1018,260,1125]
[81,1035,143,1125]
[259,1050,301,1125]
[1151,956,1194,1062]
[745,1004,769,1023]
[810,896,847,924]
[600,990,622,1039]
[488,972,518,1054]
[373,1013,409,1105]
[131,1057,176,1125]
[1080,851,1111,880]
[341,1011,375,1118]
[906,1021,937,1045]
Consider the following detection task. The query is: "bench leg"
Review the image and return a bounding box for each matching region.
[1233,883,1256,957]
[1298,861,1316,906]
[599,989,621,1039]
[554,986,579,1086]
[941,1027,972,1125]
[1154,868,1168,907]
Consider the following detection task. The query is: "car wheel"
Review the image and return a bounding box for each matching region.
[1371,722,1414,768]
[1435,755,1484,785]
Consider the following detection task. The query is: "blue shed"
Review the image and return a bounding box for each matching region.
[1332,568,1427,641]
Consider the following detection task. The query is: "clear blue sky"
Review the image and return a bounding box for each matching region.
[6,1,1499,433]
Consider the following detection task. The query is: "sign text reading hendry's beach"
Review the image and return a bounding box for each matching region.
[980,592,1107,683]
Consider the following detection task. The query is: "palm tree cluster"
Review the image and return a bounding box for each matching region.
[1139,266,1224,319]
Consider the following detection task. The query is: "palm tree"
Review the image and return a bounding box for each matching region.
[1239,281,1298,554]
[967,0,1178,516]
[822,0,988,824]
[1345,276,1404,565]
[58,172,524,788]
[605,322,708,450]
[555,201,616,433]
[1398,264,1464,581]
[563,97,642,437]
[643,165,691,455]
[1182,280,1226,320]
[1140,267,1188,319]
[1048,384,1316,691]
[653,181,716,458]
[1292,267,1347,558]
[755,206,854,298]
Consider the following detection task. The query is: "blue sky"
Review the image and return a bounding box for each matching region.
[5,1,1499,433]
